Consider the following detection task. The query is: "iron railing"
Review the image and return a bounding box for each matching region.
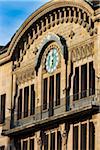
[2,89,100,133]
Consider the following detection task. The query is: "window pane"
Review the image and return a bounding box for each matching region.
[0,146,5,150]
[30,139,34,150]
[56,73,60,106]
[30,85,35,115]
[23,141,27,150]
[49,75,54,117]
[0,94,6,123]
[50,132,55,150]
[73,67,79,101]
[24,86,29,117]
[89,122,95,150]
[73,126,78,150]
[81,124,87,150]
[89,62,95,95]
[17,89,22,120]
[81,64,87,98]
[57,131,62,150]
[43,78,48,110]
[44,134,48,150]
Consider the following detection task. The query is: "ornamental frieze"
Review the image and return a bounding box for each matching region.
[71,41,94,62]
[16,68,34,85]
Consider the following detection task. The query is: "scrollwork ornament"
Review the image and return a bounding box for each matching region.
[37,137,42,146]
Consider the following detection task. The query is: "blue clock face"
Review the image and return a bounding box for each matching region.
[46,48,59,73]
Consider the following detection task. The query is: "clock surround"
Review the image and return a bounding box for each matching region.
[46,47,59,73]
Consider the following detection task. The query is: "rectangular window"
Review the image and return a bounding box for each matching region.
[81,124,87,150]
[57,131,62,150]
[89,62,95,95]
[0,146,5,150]
[89,122,95,150]
[44,134,48,150]
[17,89,22,120]
[23,141,27,150]
[73,67,79,101]
[30,139,34,150]
[73,126,78,150]
[43,78,48,110]
[56,73,60,106]
[50,132,55,150]
[0,94,6,124]
[49,75,54,117]
[30,84,35,115]
[81,64,87,98]
[24,86,29,118]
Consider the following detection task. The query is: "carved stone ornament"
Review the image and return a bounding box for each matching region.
[37,137,42,145]
[61,130,67,138]
[16,68,34,84]
[71,41,94,62]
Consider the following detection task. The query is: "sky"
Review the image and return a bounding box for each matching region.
[0,0,50,46]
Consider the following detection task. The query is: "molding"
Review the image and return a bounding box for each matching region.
[71,41,94,62]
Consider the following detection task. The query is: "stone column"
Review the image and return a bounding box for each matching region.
[58,10,61,22]
[32,28,35,40]
[54,11,57,25]
[87,62,89,97]
[36,131,41,150]
[73,7,77,23]
[45,16,48,29]
[78,122,81,150]
[49,14,53,27]
[60,123,67,150]
[28,33,31,45]
[87,120,89,150]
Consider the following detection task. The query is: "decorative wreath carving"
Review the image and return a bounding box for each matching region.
[71,41,94,62]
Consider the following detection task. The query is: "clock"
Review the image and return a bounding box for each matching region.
[46,48,59,73]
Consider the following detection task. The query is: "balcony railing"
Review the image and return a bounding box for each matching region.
[2,89,100,134]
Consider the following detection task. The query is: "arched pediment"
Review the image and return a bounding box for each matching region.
[35,33,65,70]
[0,0,96,65]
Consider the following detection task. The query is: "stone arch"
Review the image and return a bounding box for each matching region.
[35,33,67,72]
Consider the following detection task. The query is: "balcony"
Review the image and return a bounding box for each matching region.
[2,89,100,136]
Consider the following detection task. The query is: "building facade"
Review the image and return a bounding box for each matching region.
[0,0,100,149]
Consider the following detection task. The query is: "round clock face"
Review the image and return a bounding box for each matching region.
[46,48,59,73]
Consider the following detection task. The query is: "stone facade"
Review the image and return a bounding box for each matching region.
[0,0,100,150]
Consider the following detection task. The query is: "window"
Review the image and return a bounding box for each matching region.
[73,126,78,150]
[73,122,95,150]
[50,132,55,150]
[44,134,48,150]
[56,73,61,106]
[89,62,95,95]
[49,75,54,117]
[23,141,28,150]
[81,64,87,98]
[30,84,35,115]
[73,67,79,101]
[43,78,48,110]
[17,89,22,120]
[89,122,95,150]
[81,124,87,150]
[0,94,6,124]
[0,146,5,150]
[57,131,62,150]
[24,86,29,117]
[30,139,34,150]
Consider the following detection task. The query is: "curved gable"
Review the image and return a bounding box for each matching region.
[0,0,97,65]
